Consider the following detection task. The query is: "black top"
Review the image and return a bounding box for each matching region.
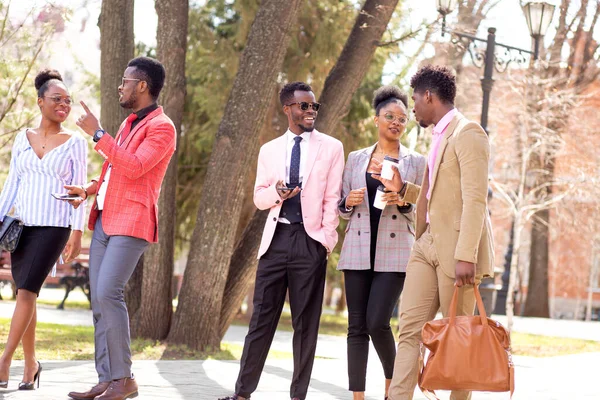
[131,103,159,131]
[366,172,382,268]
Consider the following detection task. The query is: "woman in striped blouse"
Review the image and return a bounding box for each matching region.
[0,70,87,390]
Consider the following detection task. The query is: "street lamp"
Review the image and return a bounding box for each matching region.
[436,0,556,132]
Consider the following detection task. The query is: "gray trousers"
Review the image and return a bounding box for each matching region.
[90,213,149,382]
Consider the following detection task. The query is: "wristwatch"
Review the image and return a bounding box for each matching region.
[93,129,105,143]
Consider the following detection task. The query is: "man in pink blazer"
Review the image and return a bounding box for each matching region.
[220,82,344,400]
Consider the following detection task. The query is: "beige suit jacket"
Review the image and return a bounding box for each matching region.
[415,112,494,278]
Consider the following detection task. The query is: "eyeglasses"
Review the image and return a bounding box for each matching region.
[121,77,142,86]
[43,96,73,106]
[381,113,409,125]
[286,102,321,112]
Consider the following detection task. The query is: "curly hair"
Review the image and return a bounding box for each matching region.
[35,69,64,97]
[372,85,408,115]
[128,56,166,100]
[279,81,313,106]
[410,65,456,104]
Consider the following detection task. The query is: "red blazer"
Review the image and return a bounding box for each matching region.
[88,106,176,243]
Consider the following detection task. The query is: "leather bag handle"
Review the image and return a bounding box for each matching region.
[448,284,488,326]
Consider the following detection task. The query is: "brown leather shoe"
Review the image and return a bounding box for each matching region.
[68,381,110,399]
[94,377,138,400]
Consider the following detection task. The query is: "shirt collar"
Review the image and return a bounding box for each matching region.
[134,103,159,121]
[432,108,457,136]
[286,129,311,143]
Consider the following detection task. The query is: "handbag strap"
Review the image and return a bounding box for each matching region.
[449,284,488,326]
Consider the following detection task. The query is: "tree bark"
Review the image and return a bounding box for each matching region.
[219,209,269,338]
[315,0,399,136]
[130,0,188,340]
[168,0,303,350]
[524,209,551,317]
[98,0,134,137]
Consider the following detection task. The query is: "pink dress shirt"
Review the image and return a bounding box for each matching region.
[427,108,457,222]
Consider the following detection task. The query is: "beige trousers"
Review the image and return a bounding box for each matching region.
[388,229,476,400]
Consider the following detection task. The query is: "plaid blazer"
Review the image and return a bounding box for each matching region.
[88,107,176,243]
[337,143,426,272]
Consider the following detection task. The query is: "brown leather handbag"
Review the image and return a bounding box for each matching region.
[418,285,514,399]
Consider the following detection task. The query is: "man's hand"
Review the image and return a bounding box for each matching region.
[371,159,404,192]
[276,180,300,200]
[76,101,102,136]
[455,260,475,287]
[345,187,366,208]
[63,230,82,263]
[64,185,86,209]
[381,191,407,206]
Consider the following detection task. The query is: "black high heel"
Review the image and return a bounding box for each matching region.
[18,361,41,390]
[0,380,7,389]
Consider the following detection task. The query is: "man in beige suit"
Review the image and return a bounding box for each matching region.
[375,65,494,400]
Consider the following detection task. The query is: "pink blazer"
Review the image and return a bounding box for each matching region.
[254,129,345,259]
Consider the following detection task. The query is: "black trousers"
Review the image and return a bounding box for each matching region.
[344,268,406,392]
[235,223,327,400]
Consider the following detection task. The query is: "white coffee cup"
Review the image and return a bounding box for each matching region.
[381,155,399,180]
[373,185,388,210]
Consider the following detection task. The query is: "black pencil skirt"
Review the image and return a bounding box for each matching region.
[11,225,71,296]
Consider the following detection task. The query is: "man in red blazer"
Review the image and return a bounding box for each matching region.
[65,57,176,400]
[219,82,344,400]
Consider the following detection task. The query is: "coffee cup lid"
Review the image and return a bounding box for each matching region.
[384,155,399,163]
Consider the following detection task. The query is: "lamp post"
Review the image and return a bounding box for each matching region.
[435,0,556,133]
[435,0,556,315]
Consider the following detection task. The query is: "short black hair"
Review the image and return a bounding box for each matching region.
[279,81,313,107]
[410,65,456,104]
[372,85,408,115]
[35,69,64,97]
[127,56,166,100]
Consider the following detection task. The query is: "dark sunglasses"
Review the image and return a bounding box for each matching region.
[286,101,321,111]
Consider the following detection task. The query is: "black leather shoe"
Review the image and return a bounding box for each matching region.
[218,395,249,400]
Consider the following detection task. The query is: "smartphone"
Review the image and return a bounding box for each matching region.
[52,193,82,201]
[278,187,294,192]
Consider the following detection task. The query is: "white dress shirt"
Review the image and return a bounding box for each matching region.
[284,129,311,185]
[279,129,311,224]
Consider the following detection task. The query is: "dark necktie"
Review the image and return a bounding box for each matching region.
[289,136,302,186]
[119,113,138,144]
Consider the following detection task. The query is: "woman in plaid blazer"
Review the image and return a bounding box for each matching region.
[337,86,426,400]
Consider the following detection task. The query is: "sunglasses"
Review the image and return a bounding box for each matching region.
[286,102,321,112]
[43,96,73,106]
[121,77,142,86]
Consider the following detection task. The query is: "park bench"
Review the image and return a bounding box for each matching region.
[0,248,91,309]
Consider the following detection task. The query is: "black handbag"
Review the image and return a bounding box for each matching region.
[0,216,23,253]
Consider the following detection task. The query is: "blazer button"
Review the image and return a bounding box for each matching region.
[276,200,280,204]
[273,217,276,221]
[358,231,361,236]
[392,215,397,220]
[390,233,396,238]
[358,213,361,218]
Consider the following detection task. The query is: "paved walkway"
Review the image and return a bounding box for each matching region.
[1,291,600,399]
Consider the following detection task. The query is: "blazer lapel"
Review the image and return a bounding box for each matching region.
[302,129,322,184]
[357,144,376,200]
[121,107,164,149]
[429,114,462,193]
[275,134,288,182]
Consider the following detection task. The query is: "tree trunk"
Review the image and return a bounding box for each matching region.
[168,0,303,350]
[219,209,269,338]
[315,0,399,136]
[524,208,551,317]
[130,0,188,340]
[99,0,134,137]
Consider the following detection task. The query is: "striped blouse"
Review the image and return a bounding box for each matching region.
[0,129,88,231]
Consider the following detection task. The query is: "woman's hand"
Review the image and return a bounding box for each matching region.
[381,191,407,206]
[63,230,82,263]
[345,187,366,208]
